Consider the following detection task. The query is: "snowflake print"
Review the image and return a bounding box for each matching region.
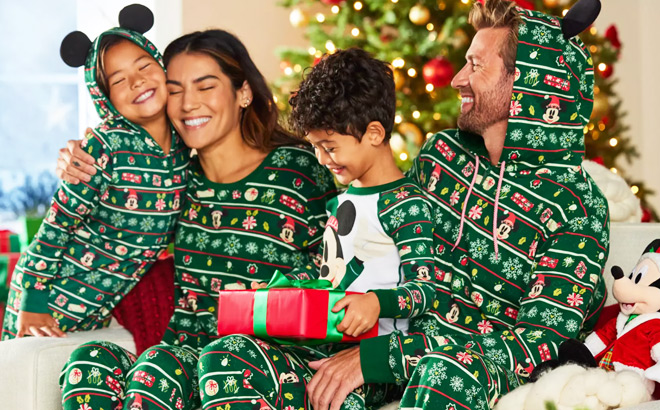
[524,306,538,318]
[196,232,210,250]
[272,150,292,166]
[566,319,578,333]
[132,138,145,152]
[185,233,194,244]
[449,191,460,206]
[560,131,578,148]
[157,220,167,230]
[489,252,502,265]
[389,208,406,229]
[224,235,242,256]
[211,239,222,248]
[564,45,577,63]
[465,385,480,403]
[343,396,362,410]
[518,22,528,36]
[568,216,588,231]
[510,100,523,116]
[449,376,464,392]
[46,231,56,240]
[527,127,547,148]
[567,292,584,307]
[482,337,496,347]
[563,257,575,267]
[86,272,101,285]
[510,129,524,141]
[541,307,564,326]
[398,296,407,310]
[180,318,192,328]
[242,216,257,230]
[420,319,439,336]
[591,218,603,233]
[128,218,138,226]
[408,204,420,216]
[140,217,155,231]
[503,258,523,280]
[102,278,112,288]
[486,349,507,366]
[422,204,431,219]
[532,25,551,44]
[457,351,473,364]
[262,243,278,262]
[468,205,482,220]
[557,172,577,184]
[223,336,246,352]
[470,238,488,259]
[296,155,310,167]
[246,242,258,254]
[61,265,75,277]
[110,212,125,227]
[108,135,121,150]
[396,190,410,200]
[426,362,448,386]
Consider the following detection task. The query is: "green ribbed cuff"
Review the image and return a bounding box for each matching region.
[360,335,396,383]
[20,288,51,314]
[371,289,398,318]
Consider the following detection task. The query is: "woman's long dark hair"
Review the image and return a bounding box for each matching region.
[163,30,300,151]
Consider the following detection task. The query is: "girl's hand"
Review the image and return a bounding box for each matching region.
[16,311,66,338]
[332,293,380,337]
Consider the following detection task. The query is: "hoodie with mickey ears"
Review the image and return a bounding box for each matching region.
[359,1,611,385]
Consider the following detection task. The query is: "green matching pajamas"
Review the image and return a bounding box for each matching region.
[2,28,189,339]
[60,145,337,410]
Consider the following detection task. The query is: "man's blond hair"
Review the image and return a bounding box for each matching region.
[469,0,521,74]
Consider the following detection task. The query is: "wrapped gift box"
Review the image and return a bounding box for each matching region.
[217,272,378,344]
[0,231,21,253]
[0,252,21,304]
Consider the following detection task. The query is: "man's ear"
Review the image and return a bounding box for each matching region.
[364,121,387,146]
[239,80,253,107]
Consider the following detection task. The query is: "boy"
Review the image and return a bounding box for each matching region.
[197,48,437,410]
[1,6,189,340]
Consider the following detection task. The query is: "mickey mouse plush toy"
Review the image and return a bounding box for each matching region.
[584,239,660,397]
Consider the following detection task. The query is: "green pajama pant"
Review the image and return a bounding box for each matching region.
[60,341,200,410]
[398,344,525,410]
[198,334,402,410]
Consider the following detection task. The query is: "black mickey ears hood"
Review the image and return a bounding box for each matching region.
[59,4,163,122]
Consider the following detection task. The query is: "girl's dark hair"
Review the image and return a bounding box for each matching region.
[163,30,299,151]
[96,35,129,97]
[288,48,396,141]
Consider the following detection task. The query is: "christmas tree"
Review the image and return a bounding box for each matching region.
[272,0,654,220]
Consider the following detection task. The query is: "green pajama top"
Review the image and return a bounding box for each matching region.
[162,146,337,353]
[360,8,610,384]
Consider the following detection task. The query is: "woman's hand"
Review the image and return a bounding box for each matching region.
[16,311,66,338]
[55,128,97,184]
[332,292,380,337]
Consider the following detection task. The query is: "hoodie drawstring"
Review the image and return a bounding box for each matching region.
[452,156,480,251]
[492,161,506,258]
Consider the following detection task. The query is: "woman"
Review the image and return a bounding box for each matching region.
[57,29,336,410]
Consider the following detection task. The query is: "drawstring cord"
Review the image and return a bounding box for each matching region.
[452,156,480,251]
[492,161,506,258]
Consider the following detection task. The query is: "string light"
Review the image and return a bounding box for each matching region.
[583,126,589,134]
[426,23,434,31]
[392,57,405,68]
[631,185,640,195]
[354,1,363,11]
[590,27,598,35]
[590,45,598,53]
[598,63,608,72]
[351,27,360,36]
[391,0,399,3]
[325,40,336,53]
[460,0,469,4]
[433,113,441,120]
[407,68,417,77]
[294,64,302,73]
[331,5,340,13]
[400,153,408,161]
[273,96,278,103]
[316,13,325,23]
[588,123,595,131]
[412,110,421,119]
[426,84,435,92]
[598,123,606,131]
[594,86,600,94]
[610,167,618,174]
[395,115,403,124]
[609,138,618,147]
[562,9,569,16]
[308,47,316,55]
[284,67,293,76]
[426,132,433,139]
[438,1,446,10]
[314,50,323,58]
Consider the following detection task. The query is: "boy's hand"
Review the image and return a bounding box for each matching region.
[332,293,380,337]
[55,129,97,184]
[16,311,66,338]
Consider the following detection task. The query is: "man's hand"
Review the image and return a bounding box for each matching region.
[307,346,364,410]
[16,311,66,338]
[333,292,380,337]
[55,129,97,184]
[250,281,268,289]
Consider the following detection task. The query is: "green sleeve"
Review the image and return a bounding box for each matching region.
[371,185,436,319]
[20,130,114,313]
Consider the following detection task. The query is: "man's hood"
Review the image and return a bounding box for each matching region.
[84,28,164,128]
[460,5,596,171]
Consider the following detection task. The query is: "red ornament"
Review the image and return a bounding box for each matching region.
[605,25,621,49]
[642,207,652,223]
[321,0,344,4]
[423,57,454,88]
[599,64,614,79]
[591,156,604,166]
[601,116,610,126]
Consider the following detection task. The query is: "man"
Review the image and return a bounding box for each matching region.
[306,0,608,409]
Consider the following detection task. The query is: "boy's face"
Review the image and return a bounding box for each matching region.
[307,129,374,186]
[103,40,167,126]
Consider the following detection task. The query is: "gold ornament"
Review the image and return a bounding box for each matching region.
[591,93,610,119]
[398,122,424,147]
[393,70,405,91]
[543,0,560,7]
[289,8,309,28]
[409,4,431,26]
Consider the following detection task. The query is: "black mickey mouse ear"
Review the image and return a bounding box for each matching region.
[60,31,92,68]
[562,0,601,40]
[119,4,154,34]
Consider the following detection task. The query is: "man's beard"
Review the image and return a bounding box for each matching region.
[457,73,513,135]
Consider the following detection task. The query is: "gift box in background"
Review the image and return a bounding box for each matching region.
[0,252,21,329]
[0,230,21,253]
[217,272,378,345]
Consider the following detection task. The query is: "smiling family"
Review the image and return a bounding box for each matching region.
[1,0,608,409]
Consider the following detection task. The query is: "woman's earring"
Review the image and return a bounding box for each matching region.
[244,98,251,108]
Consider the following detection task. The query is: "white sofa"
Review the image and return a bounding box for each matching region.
[1,223,659,410]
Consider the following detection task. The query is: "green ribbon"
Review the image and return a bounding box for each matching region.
[252,271,345,345]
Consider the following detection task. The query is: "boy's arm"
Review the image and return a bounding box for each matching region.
[371,186,436,319]
[20,130,113,314]
[361,220,610,384]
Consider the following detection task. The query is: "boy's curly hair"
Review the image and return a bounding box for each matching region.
[289,48,396,141]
